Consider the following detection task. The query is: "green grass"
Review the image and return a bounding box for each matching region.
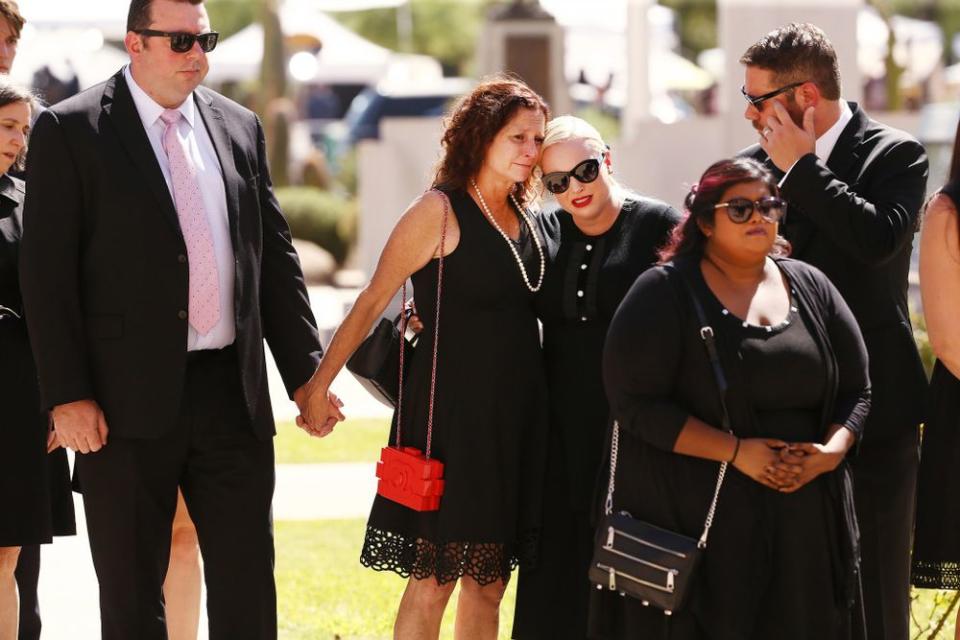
[275,418,390,464]
[275,520,956,639]
[911,589,959,639]
[276,519,518,639]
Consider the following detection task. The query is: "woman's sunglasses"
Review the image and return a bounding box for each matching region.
[135,30,220,53]
[542,153,605,195]
[713,196,787,223]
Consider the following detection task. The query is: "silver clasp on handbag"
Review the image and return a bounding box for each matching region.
[608,567,616,590]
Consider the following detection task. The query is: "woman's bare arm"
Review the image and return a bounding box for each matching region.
[920,193,960,378]
[295,190,459,436]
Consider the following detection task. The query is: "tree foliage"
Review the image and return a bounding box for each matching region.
[331,0,498,76]
[206,0,257,40]
[658,0,717,59]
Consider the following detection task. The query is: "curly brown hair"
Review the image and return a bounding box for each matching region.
[432,74,550,205]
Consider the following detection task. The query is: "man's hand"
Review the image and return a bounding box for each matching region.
[52,399,108,454]
[46,414,62,453]
[293,381,345,438]
[760,102,816,172]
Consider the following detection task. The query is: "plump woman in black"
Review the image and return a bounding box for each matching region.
[593,157,870,639]
[512,115,681,639]
[0,78,74,639]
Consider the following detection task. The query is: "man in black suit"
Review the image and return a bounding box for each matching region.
[739,23,928,640]
[18,0,342,637]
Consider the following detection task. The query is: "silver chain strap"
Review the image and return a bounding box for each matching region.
[603,420,728,549]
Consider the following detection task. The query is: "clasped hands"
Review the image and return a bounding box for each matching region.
[733,435,849,493]
[293,380,345,438]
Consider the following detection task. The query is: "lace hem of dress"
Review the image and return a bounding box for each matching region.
[913,560,960,590]
[360,526,540,586]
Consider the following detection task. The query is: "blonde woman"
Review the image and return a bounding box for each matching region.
[512,116,681,639]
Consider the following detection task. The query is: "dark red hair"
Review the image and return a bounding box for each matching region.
[431,74,550,205]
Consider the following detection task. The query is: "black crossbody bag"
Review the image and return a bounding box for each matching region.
[346,189,449,408]
[589,266,733,615]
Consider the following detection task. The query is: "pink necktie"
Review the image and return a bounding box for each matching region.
[160,109,220,336]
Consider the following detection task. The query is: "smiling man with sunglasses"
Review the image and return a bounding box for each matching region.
[739,23,928,640]
[18,1,334,638]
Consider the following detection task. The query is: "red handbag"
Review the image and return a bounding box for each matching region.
[375,190,449,512]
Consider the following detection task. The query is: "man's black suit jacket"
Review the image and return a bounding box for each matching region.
[744,102,928,440]
[19,69,322,440]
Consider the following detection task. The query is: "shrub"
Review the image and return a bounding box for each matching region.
[276,187,357,265]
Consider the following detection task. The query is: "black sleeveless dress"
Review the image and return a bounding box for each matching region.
[912,181,960,589]
[360,188,549,585]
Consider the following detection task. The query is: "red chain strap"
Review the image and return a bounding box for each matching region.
[395,189,449,459]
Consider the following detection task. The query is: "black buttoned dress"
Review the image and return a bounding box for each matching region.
[512,195,681,638]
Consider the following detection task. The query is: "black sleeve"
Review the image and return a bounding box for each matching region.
[254,115,323,396]
[656,203,683,244]
[19,109,94,410]
[780,139,928,266]
[602,266,690,451]
[818,270,872,437]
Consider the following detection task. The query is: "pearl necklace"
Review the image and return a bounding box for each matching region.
[471,179,545,292]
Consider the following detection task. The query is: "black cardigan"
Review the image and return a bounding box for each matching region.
[600,254,871,627]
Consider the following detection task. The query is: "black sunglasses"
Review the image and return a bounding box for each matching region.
[135,29,220,53]
[714,196,787,223]
[740,81,806,109]
[543,153,606,195]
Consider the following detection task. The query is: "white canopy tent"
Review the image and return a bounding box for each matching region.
[8,26,128,91]
[17,0,129,40]
[206,1,441,86]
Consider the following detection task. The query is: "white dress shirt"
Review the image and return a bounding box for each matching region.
[124,65,236,351]
[780,100,853,185]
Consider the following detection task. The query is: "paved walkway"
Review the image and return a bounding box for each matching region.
[32,286,387,638]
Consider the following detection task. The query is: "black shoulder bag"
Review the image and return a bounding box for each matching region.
[589,266,734,615]
[346,190,449,407]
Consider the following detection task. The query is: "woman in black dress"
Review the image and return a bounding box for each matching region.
[592,158,870,639]
[913,118,960,638]
[0,79,74,638]
[512,115,680,638]
[300,76,550,638]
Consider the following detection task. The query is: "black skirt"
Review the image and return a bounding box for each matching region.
[0,321,76,546]
[913,361,960,589]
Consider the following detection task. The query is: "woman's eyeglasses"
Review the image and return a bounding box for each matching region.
[714,196,787,223]
[135,30,220,53]
[542,153,605,195]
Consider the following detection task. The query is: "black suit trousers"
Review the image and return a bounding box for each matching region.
[851,427,920,640]
[76,346,276,640]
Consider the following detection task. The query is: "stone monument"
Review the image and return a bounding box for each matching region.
[476,0,571,115]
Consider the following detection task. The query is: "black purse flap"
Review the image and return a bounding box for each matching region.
[347,317,399,378]
[589,511,702,613]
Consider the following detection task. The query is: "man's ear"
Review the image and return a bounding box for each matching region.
[124,31,143,57]
[796,81,821,110]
